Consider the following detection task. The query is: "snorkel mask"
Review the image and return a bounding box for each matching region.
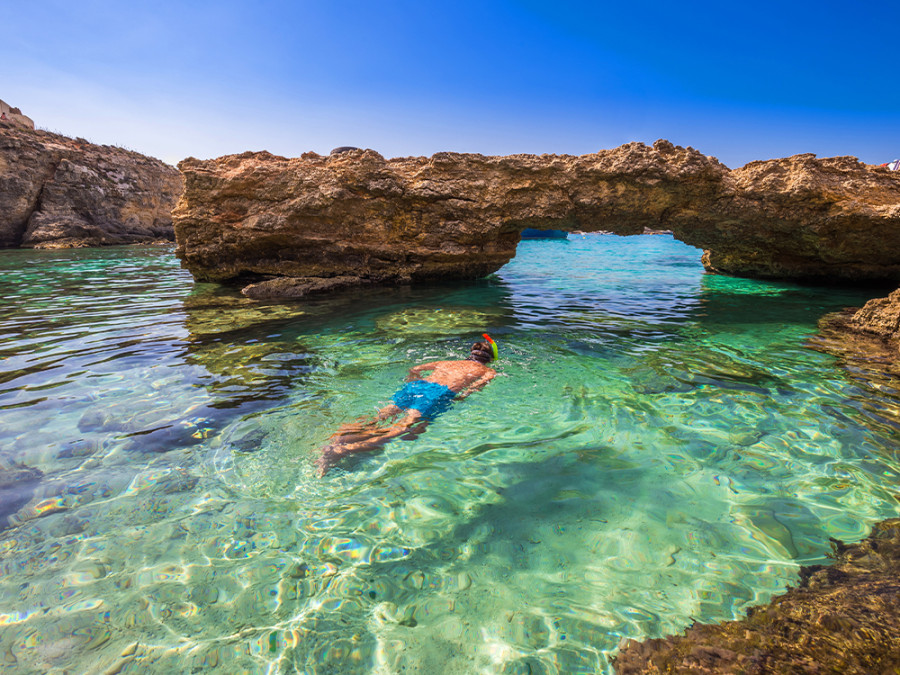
[482,333,499,361]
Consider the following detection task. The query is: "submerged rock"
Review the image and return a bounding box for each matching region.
[808,307,900,454]
[613,519,900,674]
[173,141,900,296]
[0,464,43,530]
[0,122,182,248]
[628,311,900,674]
[241,274,366,299]
[805,288,900,399]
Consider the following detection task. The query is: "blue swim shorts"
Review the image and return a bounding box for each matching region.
[391,380,457,420]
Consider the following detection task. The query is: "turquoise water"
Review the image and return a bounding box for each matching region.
[0,236,898,674]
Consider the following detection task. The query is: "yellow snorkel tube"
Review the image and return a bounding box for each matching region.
[482,333,499,361]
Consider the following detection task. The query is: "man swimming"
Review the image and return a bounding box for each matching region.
[316,336,498,476]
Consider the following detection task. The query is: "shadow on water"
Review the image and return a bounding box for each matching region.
[691,273,894,328]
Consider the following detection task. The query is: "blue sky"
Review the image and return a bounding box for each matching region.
[2,0,898,167]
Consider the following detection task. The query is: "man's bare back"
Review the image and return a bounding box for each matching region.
[408,359,496,396]
[317,339,498,475]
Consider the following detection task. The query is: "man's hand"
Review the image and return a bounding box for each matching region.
[457,370,496,399]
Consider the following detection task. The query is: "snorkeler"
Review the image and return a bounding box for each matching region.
[316,335,499,476]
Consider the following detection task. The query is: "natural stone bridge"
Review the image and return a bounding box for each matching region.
[173,140,900,299]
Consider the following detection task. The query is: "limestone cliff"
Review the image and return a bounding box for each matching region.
[173,140,900,297]
[0,121,182,248]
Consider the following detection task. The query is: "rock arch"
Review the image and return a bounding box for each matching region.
[173,140,900,298]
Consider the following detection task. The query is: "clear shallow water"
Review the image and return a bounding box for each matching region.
[0,236,898,674]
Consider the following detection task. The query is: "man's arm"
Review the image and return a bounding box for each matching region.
[457,370,496,399]
[405,361,442,381]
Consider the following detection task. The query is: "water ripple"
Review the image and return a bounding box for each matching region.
[0,239,898,673]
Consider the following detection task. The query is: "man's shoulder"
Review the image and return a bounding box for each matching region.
[442,359,494,374]
[471,362,496,375]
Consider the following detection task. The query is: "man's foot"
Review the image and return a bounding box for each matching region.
[316,445,343,477]
[316,436,392,476]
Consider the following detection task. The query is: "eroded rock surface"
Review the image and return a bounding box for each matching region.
[805,286,900,363]
[844,287,900,342]
[173,141,900,296]
[613,519,900,674]
[0,121,182,248]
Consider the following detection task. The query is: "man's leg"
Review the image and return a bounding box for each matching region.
[334,410,424,453]
[317,410,425,476]
[328,404,405,444]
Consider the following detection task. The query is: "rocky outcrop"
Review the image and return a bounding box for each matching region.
[805,286,900,362]
[173,141,900,296]
[0,121,182,248]
[613,519,900,674]
[844,287,900,342]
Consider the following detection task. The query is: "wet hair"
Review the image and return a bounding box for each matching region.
[468,341,493,364]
